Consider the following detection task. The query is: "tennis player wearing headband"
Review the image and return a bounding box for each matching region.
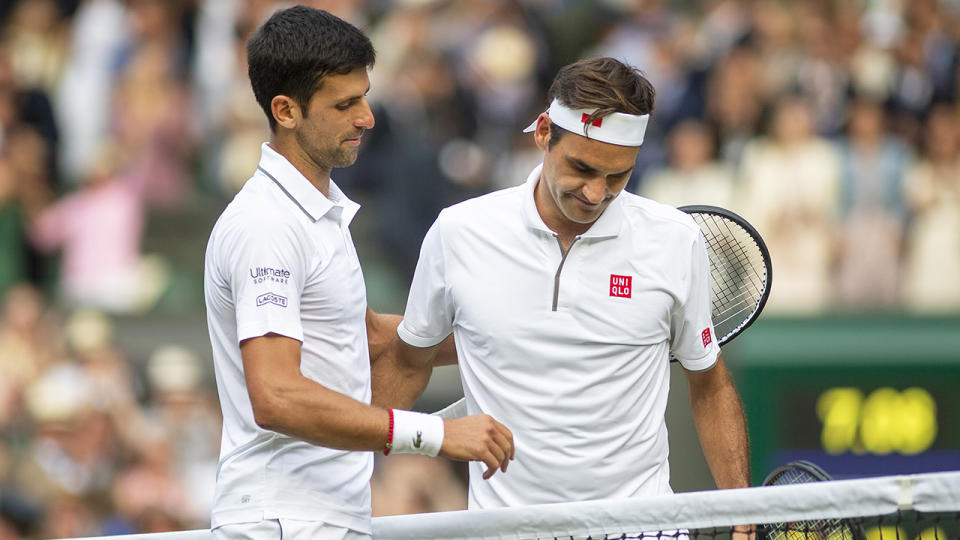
[374,57,751,515]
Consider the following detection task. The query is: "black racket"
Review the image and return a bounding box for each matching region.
[760,460,866,540]
[671,205,772,362]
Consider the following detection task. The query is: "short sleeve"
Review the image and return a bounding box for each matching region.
[397,215,454,347]
[670,230,720,371]
[226,219,307,344]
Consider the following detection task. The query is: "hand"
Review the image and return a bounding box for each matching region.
[731,524,756,539]
[440,415,514,479]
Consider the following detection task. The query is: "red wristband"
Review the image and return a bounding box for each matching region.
[384,408,394,455]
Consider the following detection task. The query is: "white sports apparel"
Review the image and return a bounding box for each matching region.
[212,519,371,540]
[204,143,372,532]
[398,164,719,509]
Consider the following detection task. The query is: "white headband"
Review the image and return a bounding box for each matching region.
[523,98,649,147]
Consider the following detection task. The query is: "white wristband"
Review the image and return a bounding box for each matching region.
[390,409,444,457]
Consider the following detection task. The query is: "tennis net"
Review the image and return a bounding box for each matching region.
[65,470,960,540]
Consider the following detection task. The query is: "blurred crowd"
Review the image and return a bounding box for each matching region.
[0,0,958,536]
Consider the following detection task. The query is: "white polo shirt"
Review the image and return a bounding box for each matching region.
[398,164,719,509]
[204,143,373,531]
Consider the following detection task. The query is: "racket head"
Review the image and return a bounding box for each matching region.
[678,205,772,347]
[760,461,867,540]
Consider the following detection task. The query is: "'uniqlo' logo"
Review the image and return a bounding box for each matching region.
[701,328,713,347]
[610,274,632,298]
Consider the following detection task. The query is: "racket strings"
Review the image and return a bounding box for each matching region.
[692,213,769,343]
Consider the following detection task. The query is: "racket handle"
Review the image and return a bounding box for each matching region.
[431,397,467,419]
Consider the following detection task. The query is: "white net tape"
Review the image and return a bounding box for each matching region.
[62,471,960,540]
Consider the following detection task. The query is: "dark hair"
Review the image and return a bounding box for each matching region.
[246,6,376,132]
[546,57,655,148]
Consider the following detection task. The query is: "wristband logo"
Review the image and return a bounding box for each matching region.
[413,430,422,449]
[256,292,288,308]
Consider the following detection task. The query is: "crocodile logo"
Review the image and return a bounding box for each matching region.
[413,430,423,449]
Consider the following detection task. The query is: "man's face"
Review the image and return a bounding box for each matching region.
[534,115,639,228]
[294,67,374,172]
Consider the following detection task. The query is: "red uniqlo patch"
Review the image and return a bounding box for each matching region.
[609,274,632,298]
[581,113,603,127]
[701,328,713,347]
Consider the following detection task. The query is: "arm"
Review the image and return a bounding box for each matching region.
[366,308,401,365]
[371,336,441,411]
[245,333,514,477]
[243,332,389,450]
[685,356,750,490]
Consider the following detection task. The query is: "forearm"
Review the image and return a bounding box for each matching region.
[371,337,434,410]
[256,374,390,451]
[688,360,751,489]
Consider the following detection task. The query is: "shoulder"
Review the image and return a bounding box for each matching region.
[210,177,308,253]
[618,192,701,239]
[434,184,526,231]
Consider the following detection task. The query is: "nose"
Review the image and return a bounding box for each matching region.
[581,177,607,204]
[355,98,375,130]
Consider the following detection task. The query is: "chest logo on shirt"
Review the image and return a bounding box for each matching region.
[256,292,288,308]
[702,328,713,347]
[609,274,632,298]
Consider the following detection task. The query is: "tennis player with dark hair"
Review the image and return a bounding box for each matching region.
[374,57,750,510]
[203,6,513,539]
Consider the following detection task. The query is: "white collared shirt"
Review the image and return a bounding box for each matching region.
[398,164,719,509]
[204,143,372,531]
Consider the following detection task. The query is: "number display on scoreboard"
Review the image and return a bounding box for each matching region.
[817,387,938,455]
[729,315,960,483]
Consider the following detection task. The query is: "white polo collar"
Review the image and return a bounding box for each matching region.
[519,163,625,239]
[256,142,360,225]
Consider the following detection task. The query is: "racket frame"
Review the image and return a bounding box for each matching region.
[676,204,773,351]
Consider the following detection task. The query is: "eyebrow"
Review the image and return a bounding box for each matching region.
[333,85,372,106]
[566,156,633,177]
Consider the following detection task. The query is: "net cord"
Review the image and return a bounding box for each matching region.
[59,471,960,540]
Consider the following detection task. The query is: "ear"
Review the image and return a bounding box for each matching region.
[533,113,552,151]
[271,95,300,130]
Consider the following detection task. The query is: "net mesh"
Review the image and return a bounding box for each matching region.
[62,471,960,540]
[688,211,768,343]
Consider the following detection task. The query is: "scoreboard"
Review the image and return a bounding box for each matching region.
[726,315,960,484]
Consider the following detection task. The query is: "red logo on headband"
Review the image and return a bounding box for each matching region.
[581,113,603,127]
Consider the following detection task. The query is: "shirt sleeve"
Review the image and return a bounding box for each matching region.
[670,229,720,371]
[226,218,307,344]
[397,215,453,348]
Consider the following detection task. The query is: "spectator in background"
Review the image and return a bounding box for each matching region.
[15,364,118,521]
[834,96,913,309]
[902,104,960,312]
[55,0,127,184]
[141,345,220,525]
[3,0,69,97]
[704,45,765,168]
[638,118,736,209]
[28,143,167,313]
[0,284,59,418]
[739,94,841,314]
[110,0,195,211]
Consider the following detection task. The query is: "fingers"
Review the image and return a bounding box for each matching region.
[440,414,515,479]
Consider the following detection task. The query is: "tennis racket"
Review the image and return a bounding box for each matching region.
[760,460,866,540]
[432,205,772,418]
[670,205,772,361]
